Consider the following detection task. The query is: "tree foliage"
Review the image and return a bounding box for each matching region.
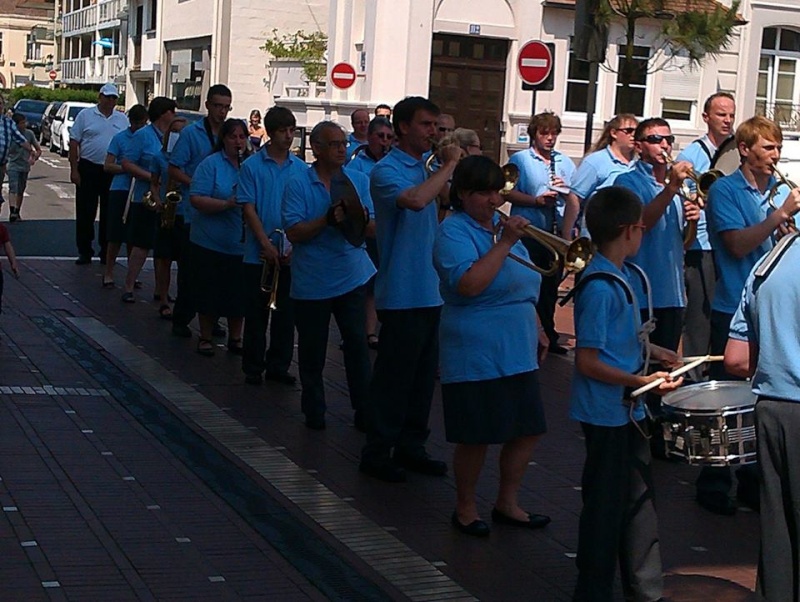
[261,29,327,83]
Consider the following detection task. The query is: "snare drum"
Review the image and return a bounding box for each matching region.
[661,381,757,466]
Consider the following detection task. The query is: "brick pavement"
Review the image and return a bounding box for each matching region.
[0,257,761,601]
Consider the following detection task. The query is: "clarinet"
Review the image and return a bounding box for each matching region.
[237,147,246,244]
[549,158,559,235]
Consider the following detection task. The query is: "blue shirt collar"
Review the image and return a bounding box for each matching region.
[604,146,628,165]
[529,147,560,163]
[390,146,426,167]
[731,168,776,195]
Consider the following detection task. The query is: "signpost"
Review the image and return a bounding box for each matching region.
[48,70,57,81]
[517,40,554,117]
[330,62,357,90]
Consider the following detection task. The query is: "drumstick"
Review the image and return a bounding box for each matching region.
[630,357,707,398]
[679,354,724,363]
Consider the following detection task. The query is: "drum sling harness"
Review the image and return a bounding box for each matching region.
[754,231,799,280]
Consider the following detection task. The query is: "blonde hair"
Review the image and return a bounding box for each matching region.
[735,116,782,148]
[591,114,638,153]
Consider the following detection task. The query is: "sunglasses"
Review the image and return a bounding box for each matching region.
[639,134,675,145]
[617,127,636,135]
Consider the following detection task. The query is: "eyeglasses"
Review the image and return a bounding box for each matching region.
[376,133,394,140]
[438,127,455,133]
[638,134,675,145]
[617,127,636,135]
[209,102,233,112]
[322,140,348,149]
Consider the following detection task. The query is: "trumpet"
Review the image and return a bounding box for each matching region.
[260,229,285,311]
[425,135,461,173]
[768,164,798,230]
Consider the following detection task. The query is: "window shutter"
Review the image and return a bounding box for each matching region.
[661,55,701,101]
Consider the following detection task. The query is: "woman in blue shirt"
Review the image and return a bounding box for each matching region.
[433,156,549,537]
[189,118,250,356]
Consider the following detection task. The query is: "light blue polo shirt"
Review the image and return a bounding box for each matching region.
[370,147,443,310]
[614,161,685,309]
[126,124,165,203]
[170,118,216,225]
[347,149,378,176]
[730,242,800,401]
[434,211,541,383]
[282,166,376,300]
[508,147,577,232]
[107,128,136,192]
[677,136,717,251]
[571,147,634,201]
[189,151,244,256]
[570,254,647,427]
[238,147,307,266]
[345,133,366,164]
[706,169,781,314]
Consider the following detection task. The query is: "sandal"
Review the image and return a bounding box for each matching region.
[134,280,143,290]
[121,292,135,304]
[153,294,176,302]
[227,338,244,355]
[196,338,215,356]
[367,334,379,350]
[158,304,173,320]
[102,279,115,289]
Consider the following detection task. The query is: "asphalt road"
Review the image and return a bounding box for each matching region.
[2,149,81,258]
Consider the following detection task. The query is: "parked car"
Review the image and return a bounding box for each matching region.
[12,99,49,139]
[50,101,93,156]
[39,101,63,147]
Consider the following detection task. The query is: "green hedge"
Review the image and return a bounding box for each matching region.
[2,86,125,106]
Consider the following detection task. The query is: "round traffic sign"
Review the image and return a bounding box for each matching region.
[48,69,57,81]
[330,62,357,90]
[517,41,553,86]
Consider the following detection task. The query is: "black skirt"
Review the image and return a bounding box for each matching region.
[153,215,184,260]
[441,370,547,444]
[126,203,158,250]
[189,242,245,318]
[106,189,128,244]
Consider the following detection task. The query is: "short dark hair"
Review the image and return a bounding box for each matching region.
[585,186,643,246]
[263,106,296,135]
[127,104,148,123]
[375,103,391,114]
[527,112,561,139]
[703,92,735,114]
[634,118,670,141]
[147,96,177,122]
[368,117,392,135]
[207,84,232,101]
[213,118,249,155]
[12,112,25,125]
[449,155,505,210]
[392,96,440,138]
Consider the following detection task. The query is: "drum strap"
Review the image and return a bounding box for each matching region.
[709,135,735,168]
[693,137,714,163]
[754,232,799,280]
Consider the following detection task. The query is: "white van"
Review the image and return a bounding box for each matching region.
[50,101,93,156]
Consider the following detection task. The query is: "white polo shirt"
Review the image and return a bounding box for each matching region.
[70,105,129,165]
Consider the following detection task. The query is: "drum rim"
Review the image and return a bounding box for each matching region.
[662,380,755,411]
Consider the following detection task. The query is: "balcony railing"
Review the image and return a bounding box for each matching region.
[62,0,124,37]
[757,100,800,133]
[61,55,121,83]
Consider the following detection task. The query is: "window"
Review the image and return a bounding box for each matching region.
[565,37,593,113]
[26,34,42,61]
[614,45,650,116]
[757,27,800,131]
[662,99,693,121]
[168,43,211,111]
[147,0,157,31]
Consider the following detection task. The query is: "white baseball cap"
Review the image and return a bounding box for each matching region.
[99,83,119,97]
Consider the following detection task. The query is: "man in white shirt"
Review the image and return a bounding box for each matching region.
[69,83,129,264]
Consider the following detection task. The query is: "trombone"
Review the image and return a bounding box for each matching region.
[260,229,285,311]
[768,164,799,230]
[497,163,593,276]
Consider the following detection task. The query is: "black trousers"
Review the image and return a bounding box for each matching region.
[362,306,441,463]
[573,421,663,602]
[242,263,295,377]
[75,158,112,258]
[683,250,716,382]
[293,285,371,421]
[756,398,800,601]
[172,223,194,328]
[523,237,561,346]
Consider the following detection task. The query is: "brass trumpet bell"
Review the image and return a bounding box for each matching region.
[500,163,519,195]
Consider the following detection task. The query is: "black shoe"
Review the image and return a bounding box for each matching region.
[264,371,297,385]
[491,508,551,529]
[451,511,490,537]
[212,323,227,338]
[696,492,737,516]
[172,324,192,338]
[393,453,448,476]
[305,416,326,430]
[244,374,263,385]
[359,460,407,483]
[75,254,92,265]
[548,343,569,355]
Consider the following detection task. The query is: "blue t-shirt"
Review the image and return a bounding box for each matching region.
[370,147,443,310]
[570,254,647,426]
[676,136,716,251]
[345,132,366,164]
[189,151,244,256]
[434,212,541,383]
[347,150,378,176]
[238,147,307,265]
[571,147,634,201]
[508,147,577,232]
[282,166,376,300]
[169,118,216,225]
[107,128,137,192]
[706,169,780,314]
[126,124,165,203]
[614,161,685,309]
[730,241,800,401]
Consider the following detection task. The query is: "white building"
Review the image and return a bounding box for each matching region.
[58,0,126,86]
[0,0,55,88]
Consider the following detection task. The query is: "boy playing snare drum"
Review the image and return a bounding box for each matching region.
[569,186,683,602]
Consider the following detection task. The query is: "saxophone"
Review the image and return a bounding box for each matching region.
[159,119,185,228]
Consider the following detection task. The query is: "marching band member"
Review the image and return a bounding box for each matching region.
[725,232,800,602]
[434,155,549,537]
[282,121,376,430]
[345,109,370,163]
[119,97,178,306]
[239,106,306,386]
[360,96,460,483]
[436,113,455,140]
[451,128,483,157]
[188,118,249,356]
[505,111,576,354]
[374,104,392,119]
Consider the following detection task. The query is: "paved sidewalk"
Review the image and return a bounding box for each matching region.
[0,257,761,601]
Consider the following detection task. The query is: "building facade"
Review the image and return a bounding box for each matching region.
[58,0,125,87]
[0,0,55,89]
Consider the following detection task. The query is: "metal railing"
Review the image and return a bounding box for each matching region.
[757,101,800,133]
[62,0,124,37]
[61,55,121,83]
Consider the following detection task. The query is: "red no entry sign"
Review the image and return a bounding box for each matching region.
[517,41,553,86]
[330,62,357,90]
[49,69,57,81]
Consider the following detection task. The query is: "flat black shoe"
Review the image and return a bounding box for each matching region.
[451,512,490,537]
[393,453,447,476]
[75,254,92,265]
[548,343,569,355]
[172,324,192,338]
[359,460,406,483]
[264,371,297,385]
[696,492,737,516]
[491,508,551,529]
[305,416,326,430]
